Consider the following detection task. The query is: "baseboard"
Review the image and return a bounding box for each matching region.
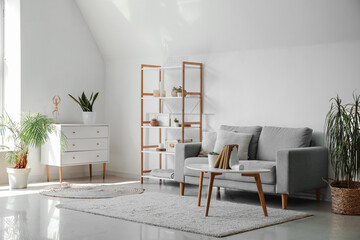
[107,170,139,179]
[292,191,331,202]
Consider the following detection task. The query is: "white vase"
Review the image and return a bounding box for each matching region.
[82,112,96,124]
[208,155,218,168]
[229,147,239,168]
[7,167,31,189]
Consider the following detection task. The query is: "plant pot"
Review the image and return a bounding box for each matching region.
[82,112,96,124]
[150,118,159,126]
[208,155,218,168]
[324,178,360,215]
[177,92,183,97]
[171,91,177,97]
[174,122,179,127]
[7,167,31,189]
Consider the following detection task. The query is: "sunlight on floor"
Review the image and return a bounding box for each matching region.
[0,177,140,198]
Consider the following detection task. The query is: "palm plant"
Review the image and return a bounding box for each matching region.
[68,92,99,112]
[0,113,65,168]
[325,94,360,188]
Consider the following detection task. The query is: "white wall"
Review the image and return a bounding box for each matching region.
[75,0,360,180]
[0,0,105,184]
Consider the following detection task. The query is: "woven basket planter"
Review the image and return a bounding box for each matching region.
[324,178,360,215]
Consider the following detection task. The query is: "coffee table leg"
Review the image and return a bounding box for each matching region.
[205,172,222,216]
[254,174,268,216]
[198,171,204,206]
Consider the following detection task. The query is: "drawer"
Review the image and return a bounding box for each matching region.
[62,150,108,165]
[66,138,108,151]
[62,126,108,139]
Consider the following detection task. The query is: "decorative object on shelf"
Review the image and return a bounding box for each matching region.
[52,95,61,123]
[165,139,178,152]
[208,152,219,168]
[0,113,65,189]
[214,144,239,169]
[41,124,110,183]
[171,87,178,97]
[165,139,193,152]
[153,90,160,97]
[179,123,191,127]
[160,90,166,97]
[68,91,99,124]
[324,94,360,215]
[150,118,158,126]
[173,118,180,127]
[156,142,166,151]
[177,86,183,97]
[156,148,166,151]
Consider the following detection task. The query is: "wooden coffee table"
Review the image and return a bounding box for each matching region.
[186,164,271,217]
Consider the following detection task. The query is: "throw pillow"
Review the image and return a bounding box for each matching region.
[257,126,313,161]
[198,132,217,156]
[213,130,252,160]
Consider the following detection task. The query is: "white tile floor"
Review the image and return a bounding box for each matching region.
[0,176,359,240]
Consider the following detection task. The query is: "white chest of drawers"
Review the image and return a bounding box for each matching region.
[41,124,110,183]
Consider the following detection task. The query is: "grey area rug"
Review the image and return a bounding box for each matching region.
[40,183,144,199]
[57,191,312,237]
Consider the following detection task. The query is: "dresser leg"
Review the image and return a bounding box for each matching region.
[59,167,63,184]
[103,163,106,179]
[89,164,92,179]
[46,165,49,182]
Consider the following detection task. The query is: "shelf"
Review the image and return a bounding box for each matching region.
[142,125,200,129]
[142,149,175,155]
[142,65,200,71]
[141,96,199,100]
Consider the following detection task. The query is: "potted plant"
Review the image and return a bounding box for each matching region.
[176,86,183,97]
[324,94,360,215]
[171,87,178,97]
[173,118,180,127]
[208,152,219,168]
[0,113,63,189]
[68,92,99,124]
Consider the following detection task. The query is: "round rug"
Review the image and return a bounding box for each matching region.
[39,183,144,199]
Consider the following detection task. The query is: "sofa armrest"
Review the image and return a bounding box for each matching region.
[276,146,328,194]
[174,143,202,183]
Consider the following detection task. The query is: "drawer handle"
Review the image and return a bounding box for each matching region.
[73,131,76,134]
[97,131,100,133]
[73,157,75,159]
[96,143,100,145]
[73,144,75,147]
[97,155,99,157]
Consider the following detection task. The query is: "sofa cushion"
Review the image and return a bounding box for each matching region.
[257,126,313,161]
[184,157,276,184]
[214,130,252,160]
[198,131,217,156]
[220,125,262,159]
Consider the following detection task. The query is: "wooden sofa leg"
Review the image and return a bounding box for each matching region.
[281,194,288,209]
[180,183,185,196]
[316,188,321,202]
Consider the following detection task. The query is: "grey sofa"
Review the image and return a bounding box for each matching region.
[174,125,328,209]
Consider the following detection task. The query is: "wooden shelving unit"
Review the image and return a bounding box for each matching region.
[140,61,203,183]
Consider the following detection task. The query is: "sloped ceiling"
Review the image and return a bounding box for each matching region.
[75,0,360,61]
